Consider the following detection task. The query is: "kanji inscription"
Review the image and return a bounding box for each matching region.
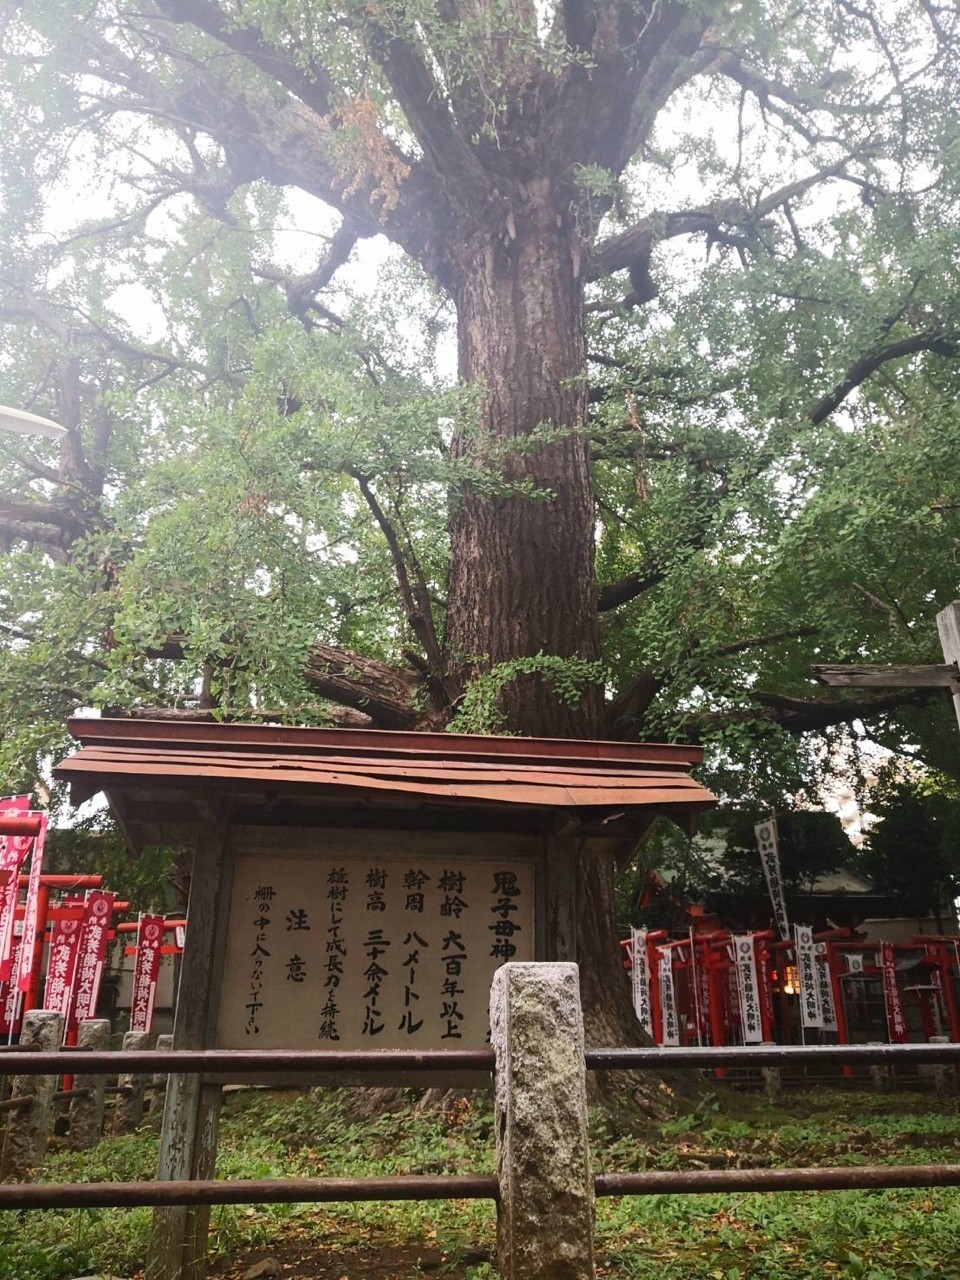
[217,852,536,1050]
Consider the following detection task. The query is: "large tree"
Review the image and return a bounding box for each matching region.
[3,0,960,1042]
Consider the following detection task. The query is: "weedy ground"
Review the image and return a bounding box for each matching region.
[2,1084,960,1279]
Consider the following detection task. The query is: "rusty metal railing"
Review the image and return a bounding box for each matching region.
[585,1042,960,1069]
[0,1047,495,1075]
[1,1042,959,1210]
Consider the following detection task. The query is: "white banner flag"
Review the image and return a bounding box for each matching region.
[815,941,838,1032]
[755,819,790,939]
[733,934,764,1043]
[630,928,652,1036]
[658,950,680,1047]
[795,925,824,1029]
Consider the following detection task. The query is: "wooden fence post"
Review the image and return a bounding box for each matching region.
[490,962,596,1280]
[0,1009,63,1180]
[146,817,232,1280]
[68,1018,111,1149]
[113,1030,155,1133]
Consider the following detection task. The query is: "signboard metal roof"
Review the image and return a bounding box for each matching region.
[54,717,715,843]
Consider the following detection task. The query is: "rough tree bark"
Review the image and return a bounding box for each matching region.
[447,183,603,738]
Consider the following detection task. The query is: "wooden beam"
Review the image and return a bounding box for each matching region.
[812,663,959,689]
[937,603,960,732]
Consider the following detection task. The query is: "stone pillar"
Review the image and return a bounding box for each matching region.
[0,1009,63,1180]
[490,962,595,1280]
[150,1034,174,1112]
[927,1035,952,1094]
[113,1030,154,1133]
[68,1018,111,1150]
[762,1044,783,1095]
[867,1043,891,1092]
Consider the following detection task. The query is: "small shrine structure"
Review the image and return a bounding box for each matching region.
[54,715,714,1280]
[55,716,714,1059]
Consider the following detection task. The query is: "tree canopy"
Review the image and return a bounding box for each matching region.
[857,769,960,932]
[2,0,960,804]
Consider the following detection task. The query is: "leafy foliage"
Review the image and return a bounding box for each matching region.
[634,806,855,930]
[4,1087,960,1279]
[857,772,960,931]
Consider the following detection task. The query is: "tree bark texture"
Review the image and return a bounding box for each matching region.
[446,182,603,739]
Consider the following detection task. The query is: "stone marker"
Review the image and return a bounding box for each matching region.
[490,962,596,1280]
[760,1043,782,1099]
[150,1034,174,1110]
[867,1042,891,1092]
[0,1009,63,1180]
[925,1035,953,1094]
[68,1019,111,1150]
[112,1030,154,1133]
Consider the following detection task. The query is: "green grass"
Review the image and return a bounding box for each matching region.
[2,1087,960,1278]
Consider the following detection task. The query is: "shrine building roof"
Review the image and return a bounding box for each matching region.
[54,716,715,850]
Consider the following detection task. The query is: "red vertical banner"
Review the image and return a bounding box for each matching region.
[881,941,908,1043]
[690,935,712,1045]
[0,797,33,980]
[43,903,85,1021]
[0,934,23,1036]
[17,812,47,994]
[130,915,164,1033]
[67,891,115,1036]
[755,935,775,1042]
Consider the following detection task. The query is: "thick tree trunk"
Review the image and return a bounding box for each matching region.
[447,180,603,738]
[443,184,658,1064]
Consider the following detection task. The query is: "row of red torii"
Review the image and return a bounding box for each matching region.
[4,797,958,1056]
[625,925,960,1059]
[0,792,179,1045]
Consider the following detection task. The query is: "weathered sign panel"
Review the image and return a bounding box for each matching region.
[217,848,536,1050]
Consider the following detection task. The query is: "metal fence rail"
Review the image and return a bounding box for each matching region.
[0,1175,499,1210]
[586,1042,960,1069]
[0,1047,496,1075]
[6,1040,960,1075]
[1,1042,958,1214]
[596,1164,960,1196]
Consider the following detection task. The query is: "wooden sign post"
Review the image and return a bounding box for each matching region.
[936,603,960,732]
[813,601,960,723]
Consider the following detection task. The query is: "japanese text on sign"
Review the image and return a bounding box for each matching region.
[217,852,536,1050]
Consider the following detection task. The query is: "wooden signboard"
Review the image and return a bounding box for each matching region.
[217,845,535,1051]
[53,717,716,1280]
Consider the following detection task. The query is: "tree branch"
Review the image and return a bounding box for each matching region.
[607,668,661,737]
[352,474,448,695]
[254,221,358,327]
[810,332,960,424]
[611,8,713,170]
[61,10,457,285]
[589,159,854,280]
[302,642,421,729]
[695,686,938,737]
[703,627,819,661]
[152,0,336,117]
[597,563,665,612]
[364,19,490,207]
[0,502,90,537]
